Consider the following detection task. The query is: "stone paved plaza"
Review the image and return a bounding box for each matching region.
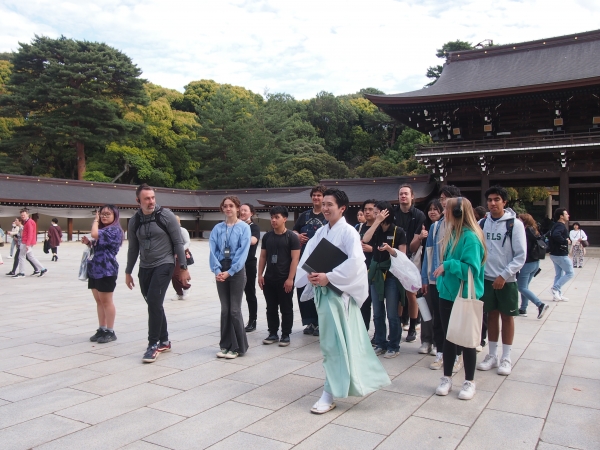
[0,240,598,449]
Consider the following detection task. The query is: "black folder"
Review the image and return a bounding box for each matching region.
[302,238,348,295]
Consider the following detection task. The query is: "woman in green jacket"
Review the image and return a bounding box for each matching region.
[433,197,486,400]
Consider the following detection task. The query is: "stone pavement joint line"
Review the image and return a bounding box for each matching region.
[0,241,598,449]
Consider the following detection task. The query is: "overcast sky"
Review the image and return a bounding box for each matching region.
[1,0,599,99]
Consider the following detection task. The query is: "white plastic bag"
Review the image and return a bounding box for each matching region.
[389,251,422,293]
[446,268,484,348]
[79,247,91,281]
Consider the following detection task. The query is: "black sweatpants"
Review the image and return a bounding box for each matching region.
[439,298,477,381]
[264,279,294,335]
[138,263,174,346]
[244,259,258,322]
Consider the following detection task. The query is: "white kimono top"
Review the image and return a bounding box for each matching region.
[295,216,368,309]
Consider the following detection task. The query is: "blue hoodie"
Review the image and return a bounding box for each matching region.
[421,216,445,285]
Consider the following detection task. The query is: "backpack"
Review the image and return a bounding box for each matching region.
[527,228,547,260]
[479,217,514,247]
[131,207,173,250]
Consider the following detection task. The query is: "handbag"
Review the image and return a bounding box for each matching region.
[43,239,50,254]
[581,240,589,248]
[78,247,92,281]
[185,249,194,266]
[410,246,423,270]
[446,268,484,349]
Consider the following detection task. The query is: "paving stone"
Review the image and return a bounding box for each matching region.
[120,441,168,450]
[294,423,385,449]
[413,388,493,426]
[153,346,224,370]
[292,360,326,379]
[225,357,309,385]
[152,360,245,390]
[536,442,573,449]
[206,431,292,450]
[145,401,271,449]
[72,364,179,395]
[7,352,112,378]
[532,330,574,347]
[487,379,555,418]
[541,402,600,449]
[508,358,563,387]
[458,409,544,449]
[0,355,44,372]
[554,375,600,410]
[377,416,468,450]
[562,354,600,380]
[382,366,446,397]
[520,342,570,364]
[235,373,324,410]
[0,414,89,450]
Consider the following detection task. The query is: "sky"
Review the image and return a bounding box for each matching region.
[1,0,599,100]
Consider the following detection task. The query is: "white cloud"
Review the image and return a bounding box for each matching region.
[1,0,599,99]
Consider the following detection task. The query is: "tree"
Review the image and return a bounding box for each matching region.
[0,35,147,180]
[425,40,474,86]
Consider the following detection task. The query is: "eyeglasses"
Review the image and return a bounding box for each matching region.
[100,213,113,217]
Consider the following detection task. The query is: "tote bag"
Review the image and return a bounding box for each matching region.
[446,268,483,348]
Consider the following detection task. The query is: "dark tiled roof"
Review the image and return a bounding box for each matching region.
[366,29,600,105]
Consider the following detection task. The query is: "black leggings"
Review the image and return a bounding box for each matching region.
[439,298,477,380]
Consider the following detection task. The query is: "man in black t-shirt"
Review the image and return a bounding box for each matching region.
[259,206,301,347]
[240,203,262,332]
[293,185,327,336]
[355,199,377,330]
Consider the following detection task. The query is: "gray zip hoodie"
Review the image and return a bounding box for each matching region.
[481,208,526,282]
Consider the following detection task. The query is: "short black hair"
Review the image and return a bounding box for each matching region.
[375,200,395,225]
[323,188,349,209]
[553,207,567,221]
[242,203,255,215]
[269,205,288,218]
[572,222,580,228]
[310,185,327,197]
[362,199,377,210]
[485,185,509,201]
[439,185,461,198]
[51,218,58,224]
[427,199,443,214]
[474,206,487,220]
[136,183,154,199]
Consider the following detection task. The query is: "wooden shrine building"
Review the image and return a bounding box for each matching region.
[366,29,600,241]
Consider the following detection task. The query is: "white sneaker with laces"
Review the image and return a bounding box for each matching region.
[452,354,464,373]
[559,291,569,301]
[550,288,562,301]
[435,376,453,396]
[418,342,432,354]
[477,354,498,371]
[458,380,476,400]
[430,345,437,356]
[497,358,512,375]
[430,353,443,370]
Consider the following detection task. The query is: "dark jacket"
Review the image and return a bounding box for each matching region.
[549,222,569,257]
[48,225,62,248]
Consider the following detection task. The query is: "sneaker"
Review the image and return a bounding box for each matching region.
[263,334,279,345]
[452,354,464,373]
[402,323,409,331]
[477,354,498,371]
[405,330,417,343]
[429,346,437,356]
[383,350,399,359]
[182,288,191,299]
[157,341,171,352]
[303,324,315,335]
[38,269,47,277]
[458,380,476,400]
[550,288,562,302]
[537,303,549,320]
[31,270,40,276]
[172,295,184,301]
[216,348,228,358]
[142,345,159,363]
[89,328,105,342]
[559,293,569,301]
[435,376,453,396]
[497,358,512,375]
[12,273,25,278]
[313,326,320,337]
[97,330,117,343]
[476,344,483,352]
[224,351,239,359]
[518,309,528,317]
[418,342,432,354]
[244,320,256,332]
[373,346,385,356]
[6,271,15,276]
[430,353,443,370]
[279,335,290,347]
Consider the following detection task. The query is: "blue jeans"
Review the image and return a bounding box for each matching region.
[517,261,543,309]
[549,255,574,293]
[371,275,401,352]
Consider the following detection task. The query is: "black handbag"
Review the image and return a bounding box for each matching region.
[43,239,50,254]
[185,249,194,266]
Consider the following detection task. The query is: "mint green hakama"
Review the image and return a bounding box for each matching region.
[314,286,391,398]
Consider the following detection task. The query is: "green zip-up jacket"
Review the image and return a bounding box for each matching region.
[436,228,485,302]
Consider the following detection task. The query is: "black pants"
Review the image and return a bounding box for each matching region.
[481,312,488,344]
[439,298,477,380]
[244,259,258,321]
[139,263,174,346]
[296,286,319,326]
[11,247,35,273]
[421,284,444,351]
[360,295,372,331]
[264,279,294,335]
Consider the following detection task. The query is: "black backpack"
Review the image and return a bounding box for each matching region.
[130,207,174,251]
[527,228,547,260]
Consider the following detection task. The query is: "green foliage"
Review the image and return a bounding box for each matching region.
[426,40,474,86]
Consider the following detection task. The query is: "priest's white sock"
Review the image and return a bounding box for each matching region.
[319,389,333,405]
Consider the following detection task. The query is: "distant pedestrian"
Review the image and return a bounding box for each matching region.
[548,208,573,301]
[474,206,487,221]
[13,209,47,278]
[9,220,19,258]
[240,203,261,332]
[6,218,35,276]
[47,218,62,262]
[83,205,123,344]
[569,222,587,268]
[209,195,251,360]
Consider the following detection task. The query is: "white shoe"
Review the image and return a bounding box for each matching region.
[216,348,228,358]
[458,380,476,400]
[182,288,191,299]
[418,342,432,354]
[430,353,443,370]
[429,346,437,356]
[476,344,483,352]
[435,376,452,396]
[497,358,512,376]
[559,292,569,301]
[550,288,562,302]
[477,354,498,371]
[402,324,409,331]
[452,354,464,373]
[172,295,184,301]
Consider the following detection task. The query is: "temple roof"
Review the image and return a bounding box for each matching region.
[366,29,600,106]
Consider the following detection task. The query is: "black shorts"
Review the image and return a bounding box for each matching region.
[88,276,117,293]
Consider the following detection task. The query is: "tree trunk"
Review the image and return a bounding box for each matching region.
[76,141,85,180]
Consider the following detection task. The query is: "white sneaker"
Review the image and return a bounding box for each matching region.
[497,358,512,375]
[452,354,464,374]
[550,288,562,302]
[430,353,443,370]
[458,380,476,400]
[559,292,569,301]
[429,345,437,356]
[384,350,400,359]
[477,354,498,371]
[172,295,184,301]
[182,288,191,299]
[418,342,432,354]
[476,344,483,352]
[402,324,409,331]
[435,376,453,396]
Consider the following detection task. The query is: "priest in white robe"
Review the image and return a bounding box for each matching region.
[296,188,391,414]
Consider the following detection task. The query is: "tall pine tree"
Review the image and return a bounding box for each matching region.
[0,35,147,179]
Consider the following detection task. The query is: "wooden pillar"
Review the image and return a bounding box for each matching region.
[195,217,200,239]
[67,218,73,242]
[546,194,553,219]
[481,173,490,208]
[559,170,569,212]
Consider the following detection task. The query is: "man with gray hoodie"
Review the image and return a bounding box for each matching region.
[477,186,526,376]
